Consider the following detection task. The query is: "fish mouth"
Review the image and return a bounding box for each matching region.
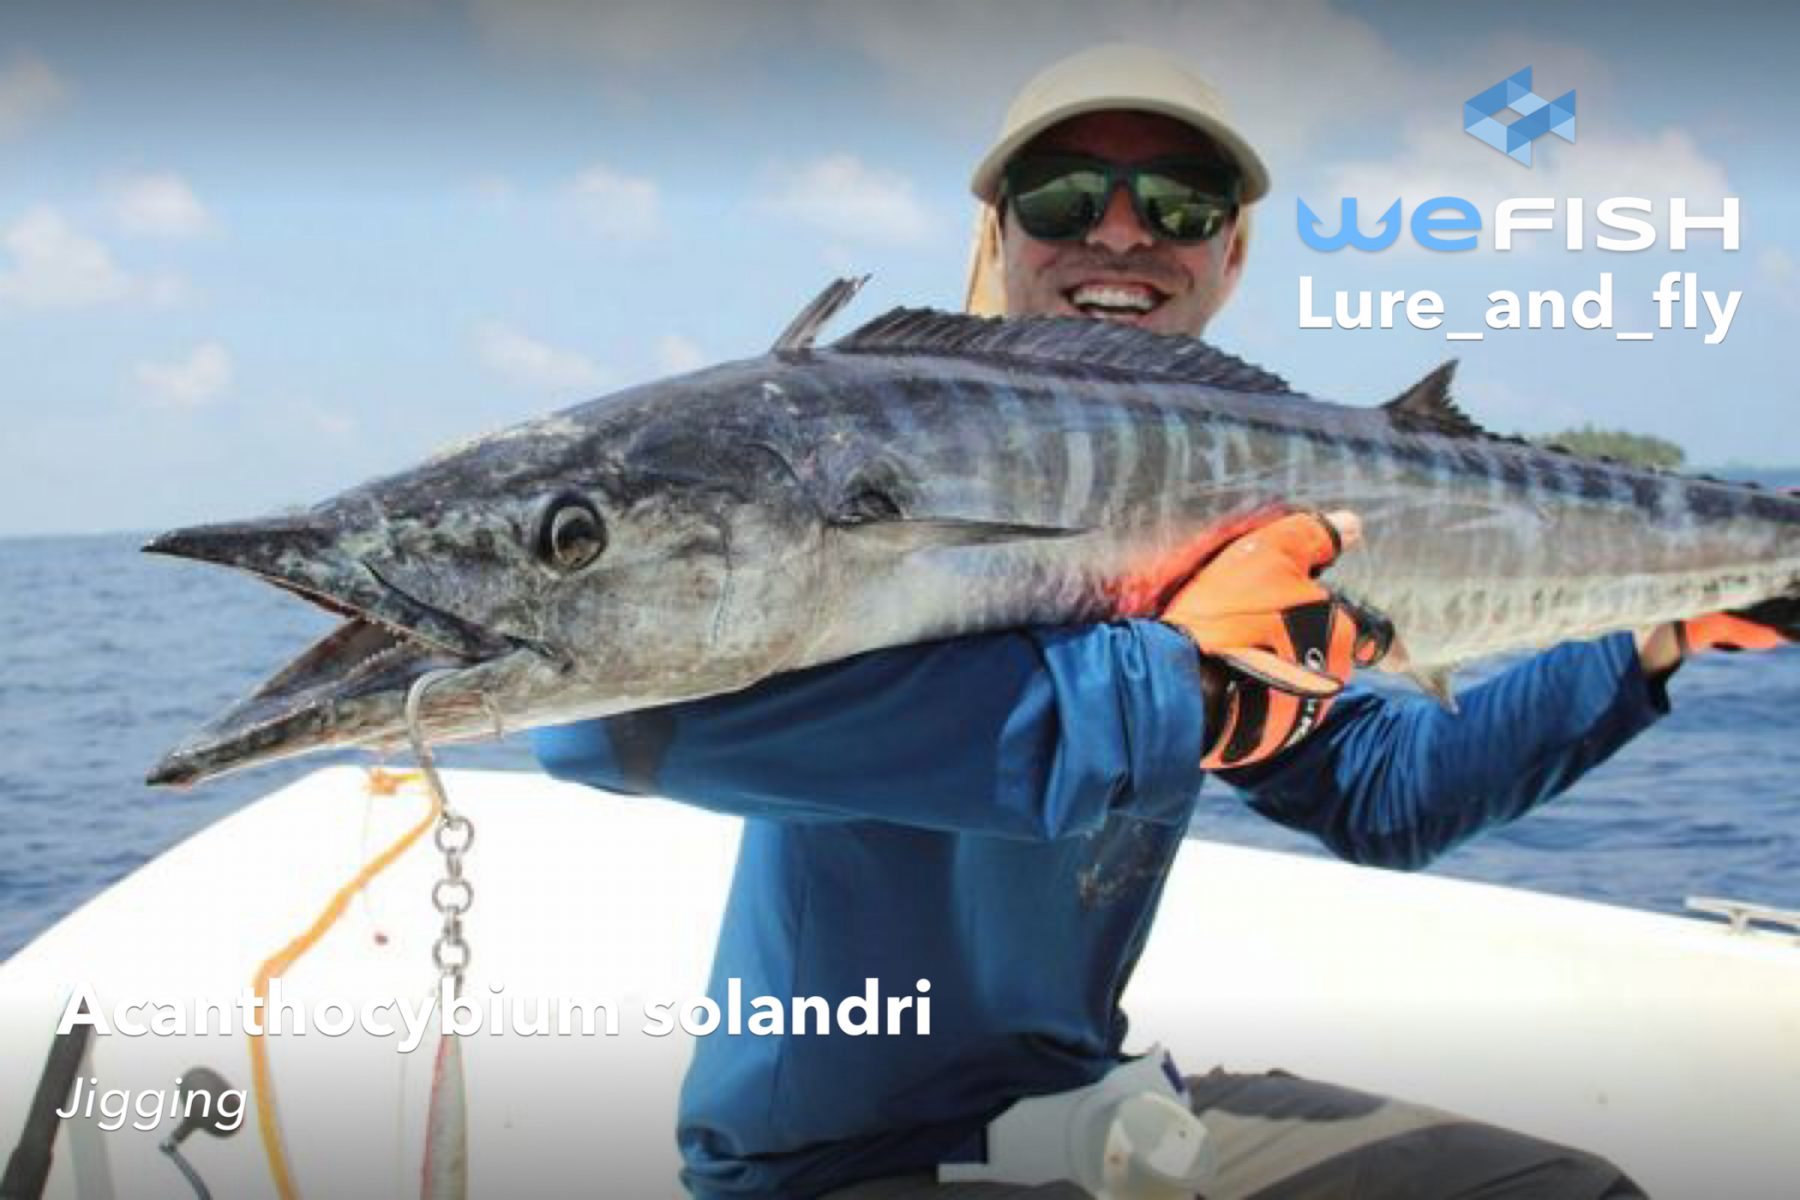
[143,516,529,787]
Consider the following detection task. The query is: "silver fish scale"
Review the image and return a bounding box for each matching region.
[141,302,1800,786]
[783,350,1800,676]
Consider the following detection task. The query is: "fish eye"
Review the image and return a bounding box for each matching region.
[535,494,607,572]
[839,487,903,524]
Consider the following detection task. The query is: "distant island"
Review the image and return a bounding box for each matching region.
[1532,425,1685,470]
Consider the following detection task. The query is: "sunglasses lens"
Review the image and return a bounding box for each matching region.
[1009,162,1111,241]
[1137,173,1232,242]
[1005,156,1239,244]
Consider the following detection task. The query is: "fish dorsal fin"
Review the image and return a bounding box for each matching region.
[772,276,868,354]
[1382,361,1485,438]
[832,307,1294,395]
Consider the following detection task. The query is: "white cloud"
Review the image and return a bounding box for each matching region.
[110,172,214,238]
[135,343,232,409]
[656,333,706,374]
[566,165,663,242]
[761,154,934,245]
[0,206,187,309]
[0,207,132,308]
[0,56,67,138]
[476,322,608,390]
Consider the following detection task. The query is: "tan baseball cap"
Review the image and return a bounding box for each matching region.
[969,43,1270,205]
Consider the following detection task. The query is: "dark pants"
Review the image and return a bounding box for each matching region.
[825,1069,1646,1199]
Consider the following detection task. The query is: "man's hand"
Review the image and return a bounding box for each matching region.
[1160,510,1392,771]
[1640,595,1800,673]
[1682,595,1800,652]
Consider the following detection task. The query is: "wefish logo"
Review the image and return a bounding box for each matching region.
[1296,66,1586,252]
[1463,67,1576,166]
[1294,65,1742,343]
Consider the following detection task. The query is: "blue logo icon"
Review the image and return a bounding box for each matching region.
[1463,68,1575,166]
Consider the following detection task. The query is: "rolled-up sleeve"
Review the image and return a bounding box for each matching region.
[1224,633,1670,869]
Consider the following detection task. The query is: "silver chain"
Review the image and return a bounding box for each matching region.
[429,812,475,997]
[405,669,476,1001]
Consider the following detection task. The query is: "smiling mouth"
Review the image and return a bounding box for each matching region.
[1064,281,1169,322]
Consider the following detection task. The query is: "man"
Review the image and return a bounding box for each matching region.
[536,44,1777,1198]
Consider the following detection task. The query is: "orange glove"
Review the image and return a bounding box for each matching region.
[1678,595,1799,655]
[1161,511,1392,771]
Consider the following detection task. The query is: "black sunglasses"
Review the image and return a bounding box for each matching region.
[1001,153,1241,244]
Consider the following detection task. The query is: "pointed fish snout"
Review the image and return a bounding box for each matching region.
[145,754,200,789]
[146,512,515,665]
[142,516,338,571]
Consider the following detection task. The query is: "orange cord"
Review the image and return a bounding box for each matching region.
[249,769,436,1200]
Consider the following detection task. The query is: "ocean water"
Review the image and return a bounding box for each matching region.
[3,510,1798,961]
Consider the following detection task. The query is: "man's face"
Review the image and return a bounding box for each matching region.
[999,110,1246,336]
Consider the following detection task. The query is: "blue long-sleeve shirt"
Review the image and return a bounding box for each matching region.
[532,622,1667,1199]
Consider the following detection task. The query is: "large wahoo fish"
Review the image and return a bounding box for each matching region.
[147,279,1800,786]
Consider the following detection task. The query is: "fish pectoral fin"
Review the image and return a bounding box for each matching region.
[1405,665,1460,712]
[1377,631,1458,710]
[832,514,1088,553]
[771,276,869,354]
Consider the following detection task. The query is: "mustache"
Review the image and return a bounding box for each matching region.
[1044,248,1195,289]
[1044,250,1190,294]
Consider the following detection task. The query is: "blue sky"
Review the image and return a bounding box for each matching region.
[2,0,1795,535]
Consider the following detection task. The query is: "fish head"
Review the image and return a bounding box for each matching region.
[145,392,829,786]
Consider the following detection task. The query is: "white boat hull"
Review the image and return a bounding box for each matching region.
[1,767,1795,1198]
